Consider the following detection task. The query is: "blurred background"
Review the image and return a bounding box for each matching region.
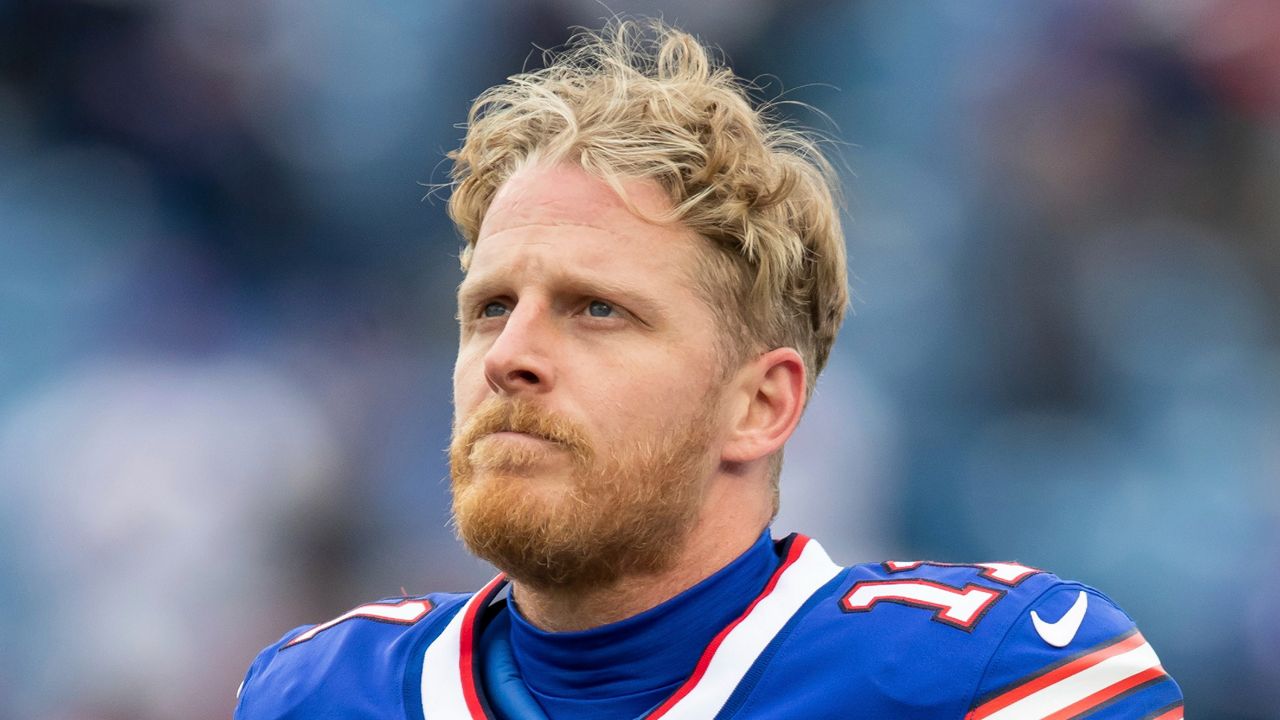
[1,0,1277,717]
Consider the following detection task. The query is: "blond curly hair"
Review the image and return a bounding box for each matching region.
[447,19,848,399]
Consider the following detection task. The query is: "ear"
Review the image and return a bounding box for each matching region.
[720,347,807,465]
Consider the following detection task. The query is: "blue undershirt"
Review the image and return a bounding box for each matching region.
[478,531,779,720]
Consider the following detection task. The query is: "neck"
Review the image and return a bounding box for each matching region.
[512,495,770,632]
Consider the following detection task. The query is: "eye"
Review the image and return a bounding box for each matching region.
[586,300,615,318]
[481,301,509,318]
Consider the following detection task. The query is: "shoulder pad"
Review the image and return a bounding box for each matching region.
[233,592,469,720]
[278,594,446,649]
[758,560,1181,717]
[839,559,1057,632]
[968,584,1183,718]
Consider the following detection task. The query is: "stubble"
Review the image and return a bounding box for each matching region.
[449,395,717,591]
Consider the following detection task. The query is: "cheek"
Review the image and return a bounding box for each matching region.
[452,356,487,419]
[591,363,711,430]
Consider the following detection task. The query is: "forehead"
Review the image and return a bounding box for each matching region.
[465,162,707,286]
[478,162,677,239]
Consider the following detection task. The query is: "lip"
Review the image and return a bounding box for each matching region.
[484,431,557,445]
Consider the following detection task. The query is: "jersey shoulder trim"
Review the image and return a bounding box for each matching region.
[967,628,1173,719]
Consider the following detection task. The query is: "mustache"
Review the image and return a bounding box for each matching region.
[454,397,593,459]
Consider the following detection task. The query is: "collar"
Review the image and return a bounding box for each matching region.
[418,534,843,720]
[506,529,779,705]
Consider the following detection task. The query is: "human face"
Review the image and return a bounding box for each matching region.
[449,162,728,588]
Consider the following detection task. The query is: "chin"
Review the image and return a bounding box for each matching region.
[448,391,720,588]
[451,460,704,589]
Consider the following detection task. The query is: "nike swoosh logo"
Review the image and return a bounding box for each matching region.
[1031,590,1088,648]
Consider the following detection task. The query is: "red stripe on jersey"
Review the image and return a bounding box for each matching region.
[1148,704,1184,720]
[646,535,810,719]
[967,631,1148,719]
[1040,666,1168,720]
[459,574,506,719]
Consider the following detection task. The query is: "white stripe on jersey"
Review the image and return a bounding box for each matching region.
[418,537,843,720]
[655,538,843,719]
[981,638,1164,720]
[420,579,500,720]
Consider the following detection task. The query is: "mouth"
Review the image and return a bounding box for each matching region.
[481,430,560,446]
[467,431,570,473]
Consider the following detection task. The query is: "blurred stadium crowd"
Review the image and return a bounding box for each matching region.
[1,0,1278,718]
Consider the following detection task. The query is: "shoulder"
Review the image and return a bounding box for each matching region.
[745,553,1182,718]
[851,562,1183,717]
[757,559,1059,715]
[233,591,471,720]
[958,568,1185,720]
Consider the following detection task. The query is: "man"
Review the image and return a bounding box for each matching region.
[235,20,1184,719]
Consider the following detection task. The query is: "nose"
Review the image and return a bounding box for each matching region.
[482,301,556,395]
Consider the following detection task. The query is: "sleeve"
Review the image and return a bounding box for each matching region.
[231,625,311,720]
[229,593,451,719]
[232,645,268,718]
[966,585,1183,719]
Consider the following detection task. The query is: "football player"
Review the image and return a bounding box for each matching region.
[235,19,1183,719]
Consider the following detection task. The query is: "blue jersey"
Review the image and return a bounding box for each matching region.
[234,535,1183,719]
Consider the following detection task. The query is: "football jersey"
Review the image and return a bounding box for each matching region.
[234,534,1184,719]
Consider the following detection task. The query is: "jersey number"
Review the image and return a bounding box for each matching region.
[840,579,1003,631]
[838,560,1040,631]
[882,560,1038,586]
[283,598,433,648]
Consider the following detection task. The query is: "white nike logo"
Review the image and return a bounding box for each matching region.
[1031,590,1088,648]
